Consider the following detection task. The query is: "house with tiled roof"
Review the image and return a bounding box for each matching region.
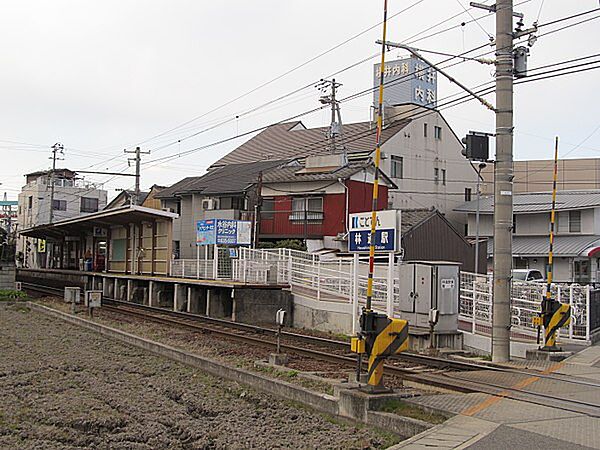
[209,104,479,225]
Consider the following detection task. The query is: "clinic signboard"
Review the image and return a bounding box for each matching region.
[196,219,252,246]
[348,210,400,253]
[373,56,437,108]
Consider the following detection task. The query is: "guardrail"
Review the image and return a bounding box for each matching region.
[170,248,598,342]
[459,271,594,342]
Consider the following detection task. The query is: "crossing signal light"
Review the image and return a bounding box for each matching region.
[461,132,490,161]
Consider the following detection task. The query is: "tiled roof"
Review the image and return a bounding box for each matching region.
[156,159,287,199]
[456,191,600,214]
[210,119,409,167]
[486,235,600,257]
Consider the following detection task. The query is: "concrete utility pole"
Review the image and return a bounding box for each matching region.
[316,78,344,153]
[124,146,150,206]
[492,0,514,362]
[48,143,64,224]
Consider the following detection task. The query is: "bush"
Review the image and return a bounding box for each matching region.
[0,290,26,301]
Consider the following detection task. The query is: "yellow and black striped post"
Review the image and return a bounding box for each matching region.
[351,0,409,391]
[365,0,388,314]
[533,137,571,350]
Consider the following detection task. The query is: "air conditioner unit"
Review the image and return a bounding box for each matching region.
[202,199,216,210]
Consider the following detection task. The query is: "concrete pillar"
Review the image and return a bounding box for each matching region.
[102,278,110,297]
[187,286,192,313]
[206,288,211,316]
[174,284,186,312]
[127,279,133,302]
[231,289,236,322]
[148,281,158,307]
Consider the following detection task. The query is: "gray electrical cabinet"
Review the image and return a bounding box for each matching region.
[398,261,460,332]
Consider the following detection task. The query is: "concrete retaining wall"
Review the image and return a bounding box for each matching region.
[292,294,353,334]
[17,268,88,290]
[234,288,293,325]
[27,301,433,438]
[0,264,16,290]
[27,302,338,417]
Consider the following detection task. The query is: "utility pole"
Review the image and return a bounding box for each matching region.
[315,79,344,153]
[124,146,150,206]
[491,0,514,363]
[48,143,64,224]
[253,171,263,249]
[474,162,487,274]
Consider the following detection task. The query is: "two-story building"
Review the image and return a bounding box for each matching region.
[155,155,397,255]
[456,190,600,283]
[155,160,285,259]
[210,104,478,227]
[17,169,108,268]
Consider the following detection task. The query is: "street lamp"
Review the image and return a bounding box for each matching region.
[475,162,487,274]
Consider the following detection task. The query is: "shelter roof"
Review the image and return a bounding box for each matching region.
[19,205,178,240]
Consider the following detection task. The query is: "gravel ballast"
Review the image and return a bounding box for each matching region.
[0,304,400,449]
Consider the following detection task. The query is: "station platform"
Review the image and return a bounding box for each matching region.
[392,345,600,449]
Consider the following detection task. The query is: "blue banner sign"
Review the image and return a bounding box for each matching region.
[196,219,252,246]
[216,219,238,245]
[196,219,216,245]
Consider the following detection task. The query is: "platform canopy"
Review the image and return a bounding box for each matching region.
[20,205,179,240]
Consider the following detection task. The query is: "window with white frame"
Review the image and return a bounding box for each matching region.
[262,198,275,219]
[390,155,403,179]
[290,197,323,222]
[434,168,439,184]
[52,199,67,211]
[434,126,442,140]
[80,197,99,213]
[569,210,581,233]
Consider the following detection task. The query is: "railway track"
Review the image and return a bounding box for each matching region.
[21,281,600,416]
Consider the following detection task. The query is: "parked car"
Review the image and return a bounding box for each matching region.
[512,269,545,282]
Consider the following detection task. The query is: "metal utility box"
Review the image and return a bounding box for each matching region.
[64,287,81,304]
[84,290,102,308]
[398,261,459,332]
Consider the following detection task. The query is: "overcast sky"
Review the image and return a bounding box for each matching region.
[1,1,599,200]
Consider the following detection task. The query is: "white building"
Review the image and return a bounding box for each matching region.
[17,169,107,268]
[456,190,600,283]
[210,104,478,227]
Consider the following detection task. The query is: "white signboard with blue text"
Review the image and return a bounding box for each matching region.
[196,219,252,246]
[348,210,400,253]
[373,56,437,108]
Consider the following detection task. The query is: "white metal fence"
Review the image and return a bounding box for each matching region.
[459,271,592,342]
[170,248,597,342]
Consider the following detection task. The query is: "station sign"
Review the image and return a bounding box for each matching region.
[348,210,400,253]
[196,219,252,246]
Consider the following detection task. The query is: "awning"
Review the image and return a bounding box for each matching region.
[19,205,179,240]
[487,235,600,258]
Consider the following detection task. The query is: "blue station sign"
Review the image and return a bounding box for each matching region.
[348,210,400,253]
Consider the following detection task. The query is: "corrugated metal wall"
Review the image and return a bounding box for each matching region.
[402,213,486,273]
